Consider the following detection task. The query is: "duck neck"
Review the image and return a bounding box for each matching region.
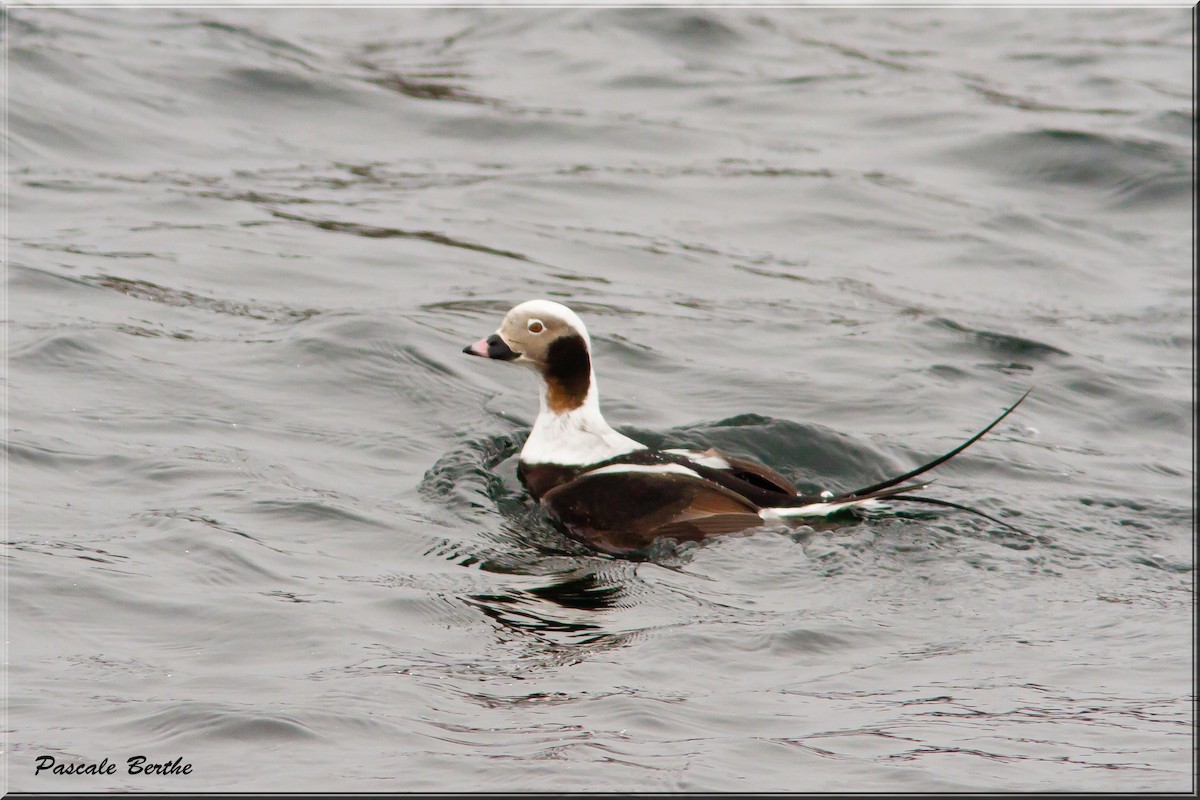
[521,370,643,465]
[536,367,601,421]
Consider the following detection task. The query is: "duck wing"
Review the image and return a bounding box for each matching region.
[540,466,764,556]
[665,447,799,494]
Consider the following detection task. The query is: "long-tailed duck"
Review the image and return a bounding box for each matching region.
[463,299,1030,556]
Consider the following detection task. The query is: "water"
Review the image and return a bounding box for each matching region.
[5,6,1193,793]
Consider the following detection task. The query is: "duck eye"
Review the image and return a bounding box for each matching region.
[527,319,544,334]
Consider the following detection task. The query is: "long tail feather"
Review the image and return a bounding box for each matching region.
[840,387,1032,500]
[887,494,1030,536]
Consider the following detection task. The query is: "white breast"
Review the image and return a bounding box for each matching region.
[520,404,646,466]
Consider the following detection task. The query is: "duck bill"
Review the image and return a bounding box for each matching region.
[463,333,520,361]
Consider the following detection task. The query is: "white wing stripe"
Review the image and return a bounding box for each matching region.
[664,449,731,469]
[585,463,702,479]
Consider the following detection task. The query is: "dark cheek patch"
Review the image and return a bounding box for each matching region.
[544,334,591,413]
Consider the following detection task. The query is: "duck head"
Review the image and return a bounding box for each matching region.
[463,299,594,414]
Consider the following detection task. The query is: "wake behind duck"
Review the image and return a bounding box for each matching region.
[463,299,1030,557]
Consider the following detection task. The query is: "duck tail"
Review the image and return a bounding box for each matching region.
[884,494,1029,535]
[766,388,1032,531]
[761,480,933,519]
[837,387,1031,500]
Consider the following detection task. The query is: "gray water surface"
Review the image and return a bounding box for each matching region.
[5,6,1194,793]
